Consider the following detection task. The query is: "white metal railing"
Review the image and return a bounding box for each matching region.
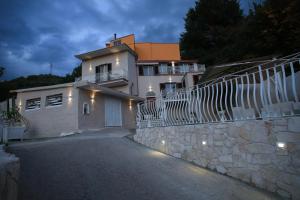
[77,69,128,83]
[137,53,300,128]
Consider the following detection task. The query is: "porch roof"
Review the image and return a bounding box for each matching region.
[75,81,144,102]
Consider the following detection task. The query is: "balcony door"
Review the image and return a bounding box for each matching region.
[95,64,112,82]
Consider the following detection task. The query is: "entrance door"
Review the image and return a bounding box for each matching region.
[105,97,122,127]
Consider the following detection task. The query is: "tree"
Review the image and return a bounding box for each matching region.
[64,64,82,82]
[180,0,243,65]
[243,0,300,56]
[180,0,300,65]
[0,66,4,78]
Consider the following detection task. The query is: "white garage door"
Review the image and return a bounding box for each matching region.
[105,97,122,127]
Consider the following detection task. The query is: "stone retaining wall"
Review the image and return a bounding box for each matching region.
[134,117,300,199]
[0,145,19,200]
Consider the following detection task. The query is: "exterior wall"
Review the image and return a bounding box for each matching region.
[81,51,136,94]
[127,52,138,96]
[138,75,183,98]
[134,117,300,199]
[16,87,78,138]
[135,43,180,61]
[77,90,105,130]
[121,99,137,129]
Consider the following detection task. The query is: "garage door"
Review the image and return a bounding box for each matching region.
[105,97,122,127]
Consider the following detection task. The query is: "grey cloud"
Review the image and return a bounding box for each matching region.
[0,0,247,80]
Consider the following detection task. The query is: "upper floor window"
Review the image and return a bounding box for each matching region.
[160,82,183,95]
[46,94,63,107]
[140,65,156,76]
[179,64,190,73]
[26,98,41,110]
[95,64,112,82]
[159,64,169,74]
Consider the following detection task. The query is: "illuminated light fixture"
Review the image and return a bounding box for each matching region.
[277,142,286,149]
[168,76,172,82]
[89,63,92,71]
[202,140,207,145]
[161,140,165,145]
[129,100,132,111]
[68,91,73,103]
[149,85,153,91]
[171,61,175,67]
[116,57,120,65]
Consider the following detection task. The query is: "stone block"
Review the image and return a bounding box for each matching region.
[276,132,300,143]
[245,143,275,154]
[219,154,232,163]
[291,150,300,168]
[216,165,227,174]
[252,154,272,164]
[288,117,300,132]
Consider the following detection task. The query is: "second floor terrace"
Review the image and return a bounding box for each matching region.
[78,67,128,87]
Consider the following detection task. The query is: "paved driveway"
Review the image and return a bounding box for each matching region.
[8,129,278,200]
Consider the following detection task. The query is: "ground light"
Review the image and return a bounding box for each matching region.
[277,142,286,149]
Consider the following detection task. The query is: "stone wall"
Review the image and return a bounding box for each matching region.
[0,145,19,200]
[134,117,300,199]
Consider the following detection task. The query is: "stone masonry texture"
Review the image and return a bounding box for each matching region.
[134,117,300,199]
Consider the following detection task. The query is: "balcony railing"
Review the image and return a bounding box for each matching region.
[77,69,128,84]
[95,69,127,83]
[75,69,128,87]
[137,52,300,128]
[158,64,205,75]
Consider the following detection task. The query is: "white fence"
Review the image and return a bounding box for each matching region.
[137,53,300,128]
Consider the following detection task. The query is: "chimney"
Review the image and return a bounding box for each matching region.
[114,33,117,40]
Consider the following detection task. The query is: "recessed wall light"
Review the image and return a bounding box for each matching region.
[277,142,286,149]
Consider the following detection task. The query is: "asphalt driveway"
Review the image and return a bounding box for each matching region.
[8,129,278,200]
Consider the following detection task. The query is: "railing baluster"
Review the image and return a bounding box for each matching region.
[211,83,218,121]
[224,80,231,121]
[266,68,273,105]
[281,64,289,102]
[202,87,208,122]
[206,85,213,122]
[252,73,260,118]
[220,81,225,121]
[290,62,299,102]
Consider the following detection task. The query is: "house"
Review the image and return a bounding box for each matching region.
[11,34,205,138]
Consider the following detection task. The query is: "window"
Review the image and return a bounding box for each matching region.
[179,64,190,73]
[83,103,90,115]
[25,98,41,110]
[95,63,112,82]
[160,83,183,95]
[159,64,168,74]
[142,66,155,76]
[46,94,63,107]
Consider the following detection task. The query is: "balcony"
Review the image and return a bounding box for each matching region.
[79,69,128,87]
[140,64,205,76]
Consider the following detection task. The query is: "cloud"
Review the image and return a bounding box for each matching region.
[0,0,247,80]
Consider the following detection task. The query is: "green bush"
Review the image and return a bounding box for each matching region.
[1,107,21,125]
